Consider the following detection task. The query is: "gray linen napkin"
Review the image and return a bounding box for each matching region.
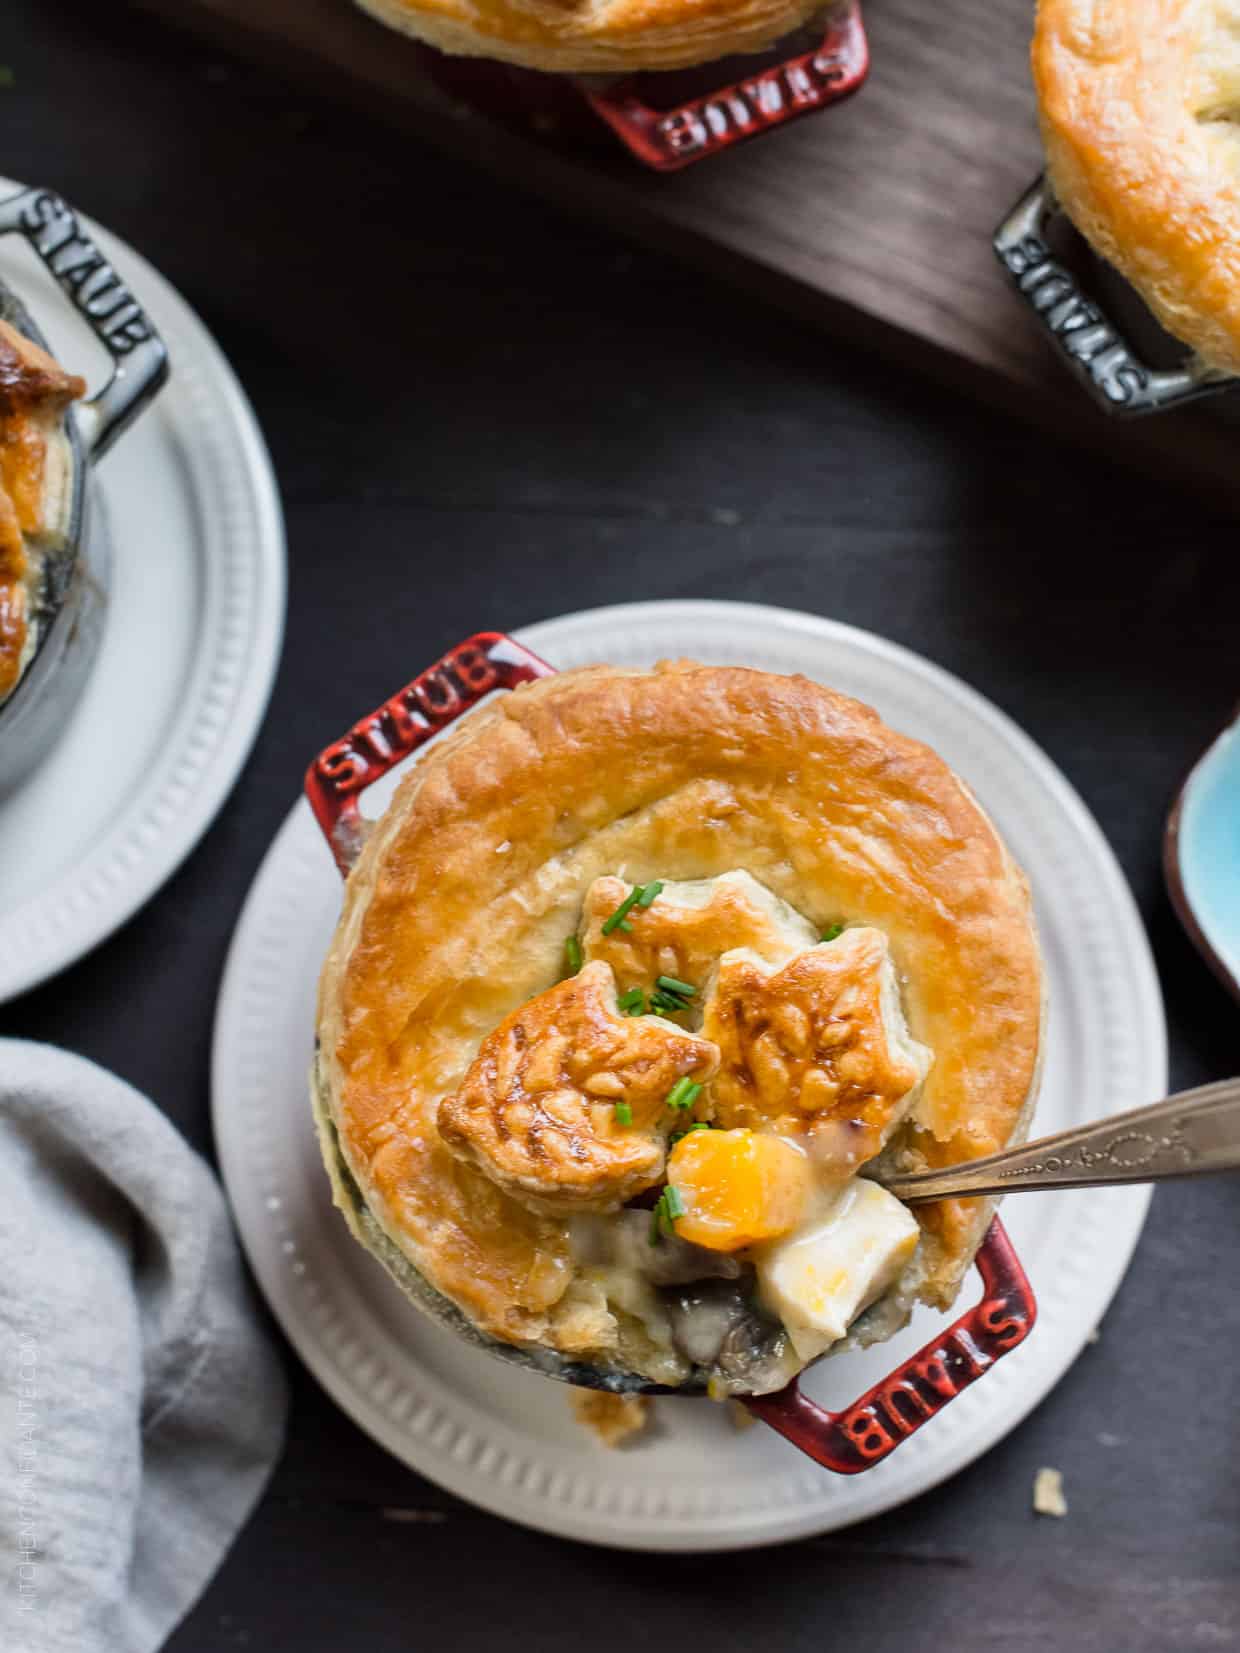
[0,1039,286,1653]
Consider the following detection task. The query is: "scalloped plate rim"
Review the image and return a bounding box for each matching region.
[0,175,286,1004]
[212,599,1165,1550]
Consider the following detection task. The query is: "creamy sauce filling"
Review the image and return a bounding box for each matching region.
[551,871,933,1392]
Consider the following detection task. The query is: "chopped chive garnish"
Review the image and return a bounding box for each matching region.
[668,1122,711,1149]
[664,1076,693,1110]
[648,1183,687,1243]
[617,986,645,1015]
[603,881,664,933]
[820,922,844,943]
[664,1077,702,1112]
[650,992,686,1015]
[565,934,583,973]
[687,1120,710,1132]
[656,975,696,997]
[614,1101,633,1126]
[601,887,643,935]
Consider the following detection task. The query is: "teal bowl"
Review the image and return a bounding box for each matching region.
[1166,708,1240,1003]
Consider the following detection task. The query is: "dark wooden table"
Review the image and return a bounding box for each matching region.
[3,3,1239,1648]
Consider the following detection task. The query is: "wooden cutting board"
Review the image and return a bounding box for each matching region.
[139,0,1240,505]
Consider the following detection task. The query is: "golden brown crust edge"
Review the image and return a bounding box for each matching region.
[353,0,823,74]
[1033,0,1240,377]
[316,662,1044,1359]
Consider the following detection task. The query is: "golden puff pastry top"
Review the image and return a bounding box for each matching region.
[583,869,817,1004]
[316,662,1043,1358]
[1033,0,1240,374]
[438,960,718,1210]
[353,0,825,75]
[702,928,933,1168]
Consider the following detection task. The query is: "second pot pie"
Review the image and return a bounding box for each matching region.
[314,663,1043,1396]
[1033,0,1240,376]
[0,319,84,707]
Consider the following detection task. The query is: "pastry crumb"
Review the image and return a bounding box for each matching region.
[1033,1466,1068,1518]
[571,1390,651,1447]
[729,1400,757,1431]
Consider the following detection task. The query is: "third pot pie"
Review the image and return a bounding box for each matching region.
[353,0,830,74]
[314,663,1044,1396]
[1033,0,1240,376]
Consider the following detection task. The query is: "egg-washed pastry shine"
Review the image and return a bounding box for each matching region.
[438,960,718,1210]
[703,929,933,1167]
[1033,0,1240,375]
[583,869,817,1004]
[315,663,1044,1391]
[352,0,827,75]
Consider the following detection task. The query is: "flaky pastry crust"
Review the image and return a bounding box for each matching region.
[1033,0,1240,375]
[702,929,929,1171]
[583,871,812,1010]
[316,662,1044,1378]
[353,0,824,75]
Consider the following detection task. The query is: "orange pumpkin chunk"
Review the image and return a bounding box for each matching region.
[666,1128,812,1252]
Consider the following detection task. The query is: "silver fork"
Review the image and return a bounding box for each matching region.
[877,1078,1240,1203]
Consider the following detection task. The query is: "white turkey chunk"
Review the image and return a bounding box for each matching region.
[755,1178,920,1363]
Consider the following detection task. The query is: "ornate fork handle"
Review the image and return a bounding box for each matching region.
[880,1078,1240,1203]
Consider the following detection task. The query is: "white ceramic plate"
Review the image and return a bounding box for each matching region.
[212,600,1166,1551]
[0,179,285,1003]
